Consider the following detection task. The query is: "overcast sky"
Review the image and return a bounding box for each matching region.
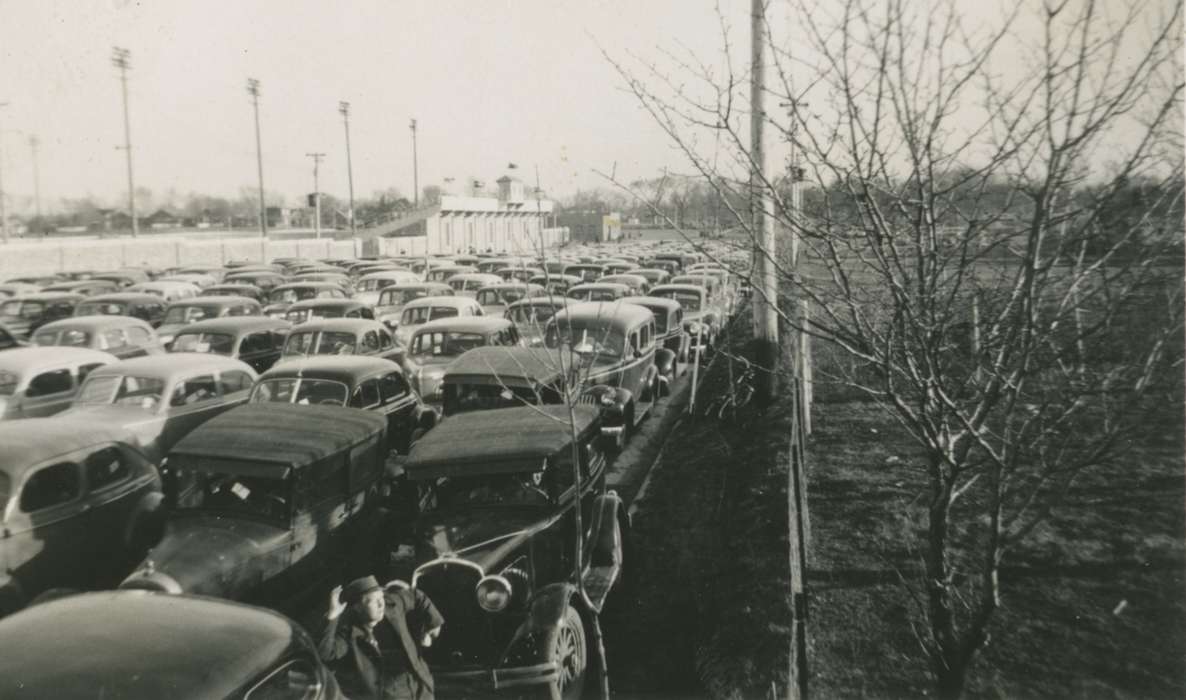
[0,0,743,212]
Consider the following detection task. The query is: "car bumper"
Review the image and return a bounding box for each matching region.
[434,661,560,691]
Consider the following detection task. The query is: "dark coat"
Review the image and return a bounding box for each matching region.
[318,587,444,700]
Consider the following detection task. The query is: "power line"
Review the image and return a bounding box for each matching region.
[339,101,355,235]
[306,151,325,239]
[247,78,266,238]
[112,46,138,237]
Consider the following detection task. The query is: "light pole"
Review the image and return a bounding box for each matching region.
[0,101,8,243]
[410,118,419,207]
[306,152,324,239]
[339,101,356,235]
[112,47,138,238]
[247,78,267,238]
[28,135,41,231]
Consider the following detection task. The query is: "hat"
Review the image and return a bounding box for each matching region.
[342,575,382,604]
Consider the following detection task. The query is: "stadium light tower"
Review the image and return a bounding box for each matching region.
[339,101,356,235]
[247,78,267,237]
[112,47,138,238]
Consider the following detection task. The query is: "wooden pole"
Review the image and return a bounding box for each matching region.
[751,0,779,405]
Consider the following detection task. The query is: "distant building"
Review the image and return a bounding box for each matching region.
[145,209,182,230]
[556,210,622,243]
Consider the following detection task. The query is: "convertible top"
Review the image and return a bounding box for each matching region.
[406,404,599,479]
[168,404,386,477]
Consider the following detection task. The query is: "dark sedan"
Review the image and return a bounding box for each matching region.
[169,317,291,374]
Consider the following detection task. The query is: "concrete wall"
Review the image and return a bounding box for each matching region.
[373,226,569,259]
[0,236,363,278]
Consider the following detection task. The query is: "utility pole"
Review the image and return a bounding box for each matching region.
[410,118,419,208]
[112,47,138,238]
[306,152,324,239]
[29,135,41,230]
[339,101,356,235]
[247,78,267,238]
[750,0,779,405]
[0,101,8,243]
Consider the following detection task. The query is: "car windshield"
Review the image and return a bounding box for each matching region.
[33,328,91,347]
[270,288,316,304]
[410,331,487,358]
[163,305,221,325]
[655,290,702,312]
[428,474,551,510]
[174,469,290,522]
[546,322,624,359]
[401,305,459,325]
[171,332,235,355]
[510,305,560,326]
[283,330,357,356]
[360,278,395,292]
[77,374,166,411]
[76,301,127,315]
[444,382,558,415]
[250,377,349,406]
[0,370,17,396]
[378,289,425,306]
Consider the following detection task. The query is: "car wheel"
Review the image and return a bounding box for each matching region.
[543,604,587,700]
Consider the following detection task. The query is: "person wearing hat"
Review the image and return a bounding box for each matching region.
[318,575,444,700]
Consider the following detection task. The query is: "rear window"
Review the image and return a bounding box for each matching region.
[402,305,460,325]
[76,302,127,316]
[250,378,348,406]
[283,331,357,356]
[378,289,425,306]
[172,332,235,355]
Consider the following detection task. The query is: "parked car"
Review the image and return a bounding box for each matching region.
[375,283,454,329]
[495,266,545,283]
[599,260,637,275]
[0,347,117,420]
[126,280,202,302]
[626,268,673,287]
[355,270,422,305]
[547,301,672,446]
[251,356,436,454]
[475,282,547,316]
[0,420,162,614]
[597,273,650,296]
[393,295,485,347]
[0,591,343,698]
[158,273,217,289]
[280,318,402,365]
[474,258,515,274]
[402,317,522,408]
[447,272,504,299]
[0,292,85,338]
[566,282,631,302]
[223,270,287,291]
[562,263,608,283]
[264,282,351,317]
[157,296,263,348]
[283,298,375,325]
[120,404,391,606]
[440,346,578,417]
[200,282,267,303]
[290,272,354,293]
[42,279,122,297]
[396,404,624,699]
[90,269,151,288]
[32,316,164,360]
[621,295,690,366]
[504,297,569,347]
[649,283,720,356]
[169,317,291,374]
[425,264,476,284]
[0,282,42,299]
[74,292,167,327]
[528,273,582,296]
[63,354,258,463]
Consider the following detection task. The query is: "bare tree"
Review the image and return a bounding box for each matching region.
[602,0,1184,695]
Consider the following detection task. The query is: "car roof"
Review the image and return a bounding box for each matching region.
[650,283,706,295]
[507,296,568,309]
[6,292,84,302]
[620,295,682,312]
[87,353,254,378]
[570,283,630,292]
[259,355,402,382]
[0,591,299,699]
[172,317,291,334]
[403,295,474,309]
[287,318,386,333]
[78,293,164,304]
[36,315,153,332]
[285,298,367,310]
[444,346,575,383]
[271,281,345,290]
[169,404,386,474]
[360,270,416,279]
[0,346,116,373]
[0,417,134,477]
[406,404,600,479]
[168,295,258,307]
[551,301,655,328]
[413,316,513,335]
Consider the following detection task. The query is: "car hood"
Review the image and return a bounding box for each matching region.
[123,515,289,598]
[415,509,549,572]
[59,404,165,457]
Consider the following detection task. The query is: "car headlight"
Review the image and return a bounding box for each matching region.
[599,393,615,407]
[475,575,512,612]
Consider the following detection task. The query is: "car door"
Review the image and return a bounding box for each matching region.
[4,459,89,592]
[81,444,144,579]
[17,366,76,417]
[377,371,419,454]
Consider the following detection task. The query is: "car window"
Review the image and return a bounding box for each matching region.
[126,326,152,344]
[228,304,257,317]
[85,446,131,491]
[378,372,409,403]
[20,461,81,512]
[240,332,272,355]
[171,374,218,407]
[349,379,381,409]
[26,368,73,397]
[218,369,255,394]
[77,362,106,383]
[244,658,322,700]
[378,329,394,350]
[360,331,381,354]
[103,329,128,349]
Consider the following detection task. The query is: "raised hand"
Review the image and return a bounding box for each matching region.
[328,585,347,620]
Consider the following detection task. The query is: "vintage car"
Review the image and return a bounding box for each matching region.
[120,404,391,607]
[290,272,354,293]
[528,273,582,296]
[251,356,437,454]
[74,292,167,327]
[354,270,422,305]
[156,296,263,348]
[175,265,227,282]
[496,266,545,283]
[90,269,152,288]
[448,272,505,298]
[264,281,351,317]
[63,353,258,463]
[394,295,485,347]
[402,317,522,408]
[547,301,674,446]
[425,264,477,284]
[0,292,85,338]
[375,282,454,329]
[566,282,631,303]
[562,263,608,283]
[474,258,516,274]
[223,269,287,291]
[395,404,625,699]
[475,282,548,316]
[649,283,720,357]
[279,318,402,365]
[504,297,569,347]
[0,592,344,698]
[283,298,376,325]
[32,316,164,360]
[0,282,43,299]
[0,420,163,614]
[440,346,579,417]
[126,280,202,302]
[621,295,689,367]
[158,273,218,289]
[674,269,735,315]
[640,258,680,276]
[626,268,673,287]
[42,279,122,297]
[169,317,292,374]
[0,347,117,420]
[598,260,637,275]
[649,252,698,273]
[200,282,268,303]
[597,273,650,296]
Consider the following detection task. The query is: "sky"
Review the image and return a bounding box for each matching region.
[0,0,743,213]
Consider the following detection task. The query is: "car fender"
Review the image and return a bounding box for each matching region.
[589,492,625,569]
[654,348,677,377]
[585,384,632,414]
[501,582,580,665]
